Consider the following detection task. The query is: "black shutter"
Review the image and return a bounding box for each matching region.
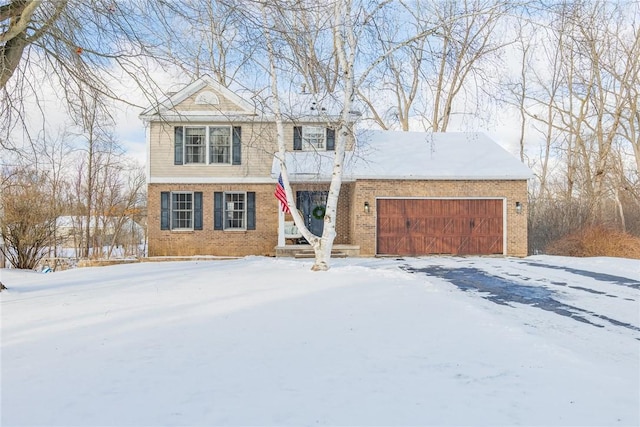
[161,192,170,230]
[194,192,203,230]
[247,192,256,230]
[293,126,302,150]
[214,192,223,230]
[326,128,335,151]
[232,126,241,165]
[174,127,184,165]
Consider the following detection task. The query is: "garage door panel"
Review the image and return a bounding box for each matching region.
[377,199,503,256]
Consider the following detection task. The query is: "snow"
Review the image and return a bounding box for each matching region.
[273,130,534,181]
[1,256,638,426]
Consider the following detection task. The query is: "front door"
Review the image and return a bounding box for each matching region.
[297,191,328,236]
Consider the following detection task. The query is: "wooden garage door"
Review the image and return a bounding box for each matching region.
[377,199,503,256]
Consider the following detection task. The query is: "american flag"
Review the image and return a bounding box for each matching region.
[274,173,290,213]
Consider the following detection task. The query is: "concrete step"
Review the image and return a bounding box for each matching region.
[294,251,348,259]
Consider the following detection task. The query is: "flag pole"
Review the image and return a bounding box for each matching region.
[278,202,285,247]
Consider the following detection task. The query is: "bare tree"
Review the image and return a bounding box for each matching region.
[418,0,515,132]
[140,0,256,87]
[356,3,428,131]
[508,1,640,251]
[32,129,74,259]
[1,0,66,89]
[1,0,181,153]
[554,2,639,223]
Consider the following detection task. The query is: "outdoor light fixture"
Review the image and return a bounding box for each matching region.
[515,201,522,214]
[364,201,370,213]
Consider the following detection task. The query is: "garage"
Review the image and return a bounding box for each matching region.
[376,198,504,256]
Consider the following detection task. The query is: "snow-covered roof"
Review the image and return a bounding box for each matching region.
[139,76,347,123]
[272,130,534,181]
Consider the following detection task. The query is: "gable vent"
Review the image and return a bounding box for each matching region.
[195,91,220,105]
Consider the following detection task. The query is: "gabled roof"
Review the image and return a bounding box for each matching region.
[272,130,534,181]
[139,75,256,120]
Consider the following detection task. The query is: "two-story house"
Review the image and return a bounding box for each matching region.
[141,76,533,258]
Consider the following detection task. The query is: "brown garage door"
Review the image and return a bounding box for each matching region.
[377,199,503,256]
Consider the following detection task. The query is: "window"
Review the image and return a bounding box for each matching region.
[225,192,245,229]
[172,192,193,229]
[174,126,241,165]
[303,126,325,150]
[214,191,256,231]
[185,127,206,164]
[209,127,231,164]
[160,192,203,231]
[293,126,335,151]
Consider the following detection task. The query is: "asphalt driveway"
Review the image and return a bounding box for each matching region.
[401,257,640,336]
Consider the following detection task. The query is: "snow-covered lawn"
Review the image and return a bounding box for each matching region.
[1,256,638,426]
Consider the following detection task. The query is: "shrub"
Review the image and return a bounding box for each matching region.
[545,226,640,259]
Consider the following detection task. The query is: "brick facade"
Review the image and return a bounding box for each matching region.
[349,179,529,257]
[149,179,528,258]
[148,182,354,256]
[148,183,279,257]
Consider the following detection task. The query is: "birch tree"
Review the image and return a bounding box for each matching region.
[258,0,441,270]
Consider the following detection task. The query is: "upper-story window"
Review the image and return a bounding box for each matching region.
[209,127,231,164]
[303,126,325,150]
[174,126,241,165]
[293,126,335,151]
[185,127,206,164]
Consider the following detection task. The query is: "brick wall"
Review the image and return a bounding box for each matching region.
[148,183,279,257]
[148,179,528,257]
[148,182,354,256]
[350,179,529,257]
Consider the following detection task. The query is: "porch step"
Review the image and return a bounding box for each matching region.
[275,244,360,258]
[294,250,348,259]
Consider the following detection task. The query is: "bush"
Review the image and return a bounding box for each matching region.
[545,226,640,259]
[0,168,61,269]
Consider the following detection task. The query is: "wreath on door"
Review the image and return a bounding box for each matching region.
[312,205,326,220]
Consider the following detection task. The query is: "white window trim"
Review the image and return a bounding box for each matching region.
[302,126,326,151]
[209,126,233,165]
[171,191,195,231]
[181,125,233,165]
[183,126,206,165]
[223,191,247,231]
